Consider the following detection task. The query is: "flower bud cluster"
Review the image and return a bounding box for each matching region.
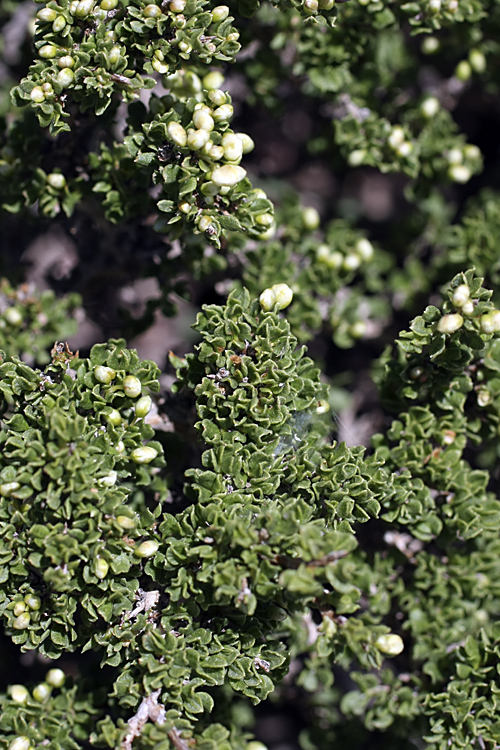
[436,280,500,337]
[133,77,274,244]
[316,237,374,273]
[259,284,294,311]
[0,279,79,363]
[92,366,158,465]
[6,592,43,632]
[7,669,66,714]
[17,1,242,135]
[445,143,482,184]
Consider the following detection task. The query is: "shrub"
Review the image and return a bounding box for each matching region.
[1,1,500,749]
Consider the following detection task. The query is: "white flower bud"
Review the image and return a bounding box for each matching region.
[187,128,211,150]
[212,104,234,122]
[388,126,405,150]
[375,633,404,656]
[304,0,318,13]
[131,446,158,464]
[355,238,374,261]
[221,132,243,161]
[169,0,185,11]
[30,87,45,103]
[463,144,481,161]
[9,685,29,704]
[422,37,440,54]
[37,7,58,21]
[350,321,367,339]
[451,284,470,307]
[448,164,471,183]
[271,284,293,310]
[13,613,30,630]
[211,165,246,187]
[211,5,229,21]
[134,540,159,558]
[480,310,500,334]
[45,668,66,688]
[259,288,276,311]
[420,97,440,119]
[255,213,274,228]
[446,148,463,165]
[105,408,122,426]
[98,470,118,487]
[13,602,26,616]
[123,375,142,398]
[152,59,169,74]
[203,71,225,89]
[198,215,215,232]
[4,306,22,325]
[396,141,413,158]
[94,365,116,384]
[436,313,464,333]
[429,0,441,11]
[24,594,41,610]
[348,149,366,166]
[8,738,31,750]
[58,55,75,69]
[302,207,320,230]
[236,133,255,153]
[208,89,227,106]
[135,395,152,417]
[47,172,67,189]
[208,145,224,160]
[343,253,361,271]
[192,109,214,131]
[116,441,125,453]
[461,299,474,316]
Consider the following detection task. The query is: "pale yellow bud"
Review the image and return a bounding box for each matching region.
[436,313,464,333]
[211,165,246,187]
[375,633,404,656]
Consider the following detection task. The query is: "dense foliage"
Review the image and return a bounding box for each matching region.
[2,1,500,749]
